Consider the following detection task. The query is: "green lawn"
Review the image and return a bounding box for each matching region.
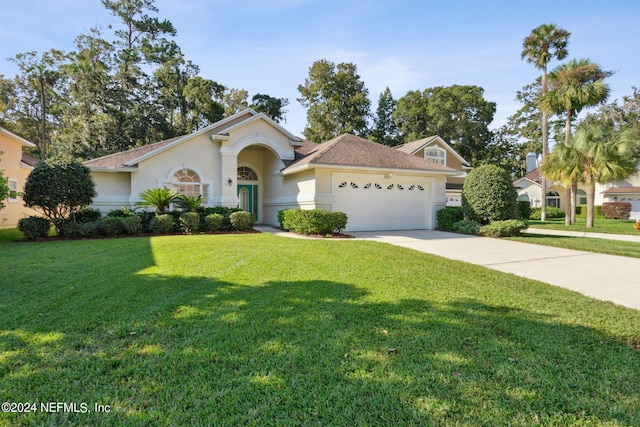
[1,233,639,426]
[507,233,640,259]
[529,218,639,235]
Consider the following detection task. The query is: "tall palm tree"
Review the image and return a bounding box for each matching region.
[543,123,638,227]
[521,24,570,220]
[541,58,612,224]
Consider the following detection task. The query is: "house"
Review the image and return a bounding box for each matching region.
[85,109,460,231]
[514,152,640,219]
[395,135,472,206]
[0,128,39,228]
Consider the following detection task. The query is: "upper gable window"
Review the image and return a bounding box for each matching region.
[424,147,446,165]
[8,178,18,201]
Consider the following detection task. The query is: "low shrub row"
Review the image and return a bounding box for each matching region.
[529,206,565,219]
[447,219,528,237]
[575,204,605,219]
[279,208,348,235]
[18,207,255,240]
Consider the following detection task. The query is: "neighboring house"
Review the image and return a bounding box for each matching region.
[514,153,640,219]
[0,128,38,228]
[395,135,472,206]
[85,109,459,231]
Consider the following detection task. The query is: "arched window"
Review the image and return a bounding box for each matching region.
[169,168,208,201]
[546,190,561,209]
[237,166,258,181]
[576,189,587,205]
[424,147,446,165]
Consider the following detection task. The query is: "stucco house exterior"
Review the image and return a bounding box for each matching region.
[0,128,38,228]
[514,153,640,219]
[85,109,460,231]
[395,135,472,206]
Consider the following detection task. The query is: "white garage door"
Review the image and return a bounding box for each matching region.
[333,173,431,231]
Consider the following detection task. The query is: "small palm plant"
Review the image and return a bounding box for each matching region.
[175,194,203,212]
[136,188,178,214]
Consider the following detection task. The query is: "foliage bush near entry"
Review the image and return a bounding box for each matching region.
[17,217,51,240]
[480,220,529,237]
[517,201,532,220]
[530,206,565,219]
[180,212,200,234]
[452,219,481,235]
[602,202,632,220]
[436,206,464,231]
[205,214,224,232]
[150,214,175,234]
[462,165,518,224]
[229,211,255,231]
[282,208,348,234]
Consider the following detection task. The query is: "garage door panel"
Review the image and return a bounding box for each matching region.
[333,174,431,231]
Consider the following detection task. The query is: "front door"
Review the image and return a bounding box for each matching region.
[238,184,258,218]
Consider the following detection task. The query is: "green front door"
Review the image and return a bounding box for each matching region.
[237,184,258,218]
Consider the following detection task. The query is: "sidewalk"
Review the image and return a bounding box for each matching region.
[526,227,640,243]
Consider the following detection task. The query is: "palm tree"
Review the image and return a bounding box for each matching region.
[541,58,612,224]
[175,194,203,212]
[543,123,639,227]
[136,187,178,214]
[521,24,570,220]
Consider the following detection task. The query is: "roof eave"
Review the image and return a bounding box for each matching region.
[283,162,460,176]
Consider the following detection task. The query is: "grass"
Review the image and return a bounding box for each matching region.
[507,233,640,259]
[528,218,639,235]
[1,233,639,426]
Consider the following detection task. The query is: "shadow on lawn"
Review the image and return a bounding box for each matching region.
[1,237,639,425]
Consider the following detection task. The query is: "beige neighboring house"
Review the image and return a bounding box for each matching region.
[85,109,460,231]
[395,135,472,206]
[514,153,640,219]
[0,128,38,228]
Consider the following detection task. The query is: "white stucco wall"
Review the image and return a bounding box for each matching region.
[91,172,132,212]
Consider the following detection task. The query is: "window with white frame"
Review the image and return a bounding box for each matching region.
[577,189,587,205]
[168,169,208,202]
[424,147,446,165]
[8,178,18,202]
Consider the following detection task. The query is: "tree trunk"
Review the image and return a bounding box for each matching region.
[540,176,547,221]
[570,181,577,224]
[586,182,596,228]
[564,186,571,225]
[540,111,548,221]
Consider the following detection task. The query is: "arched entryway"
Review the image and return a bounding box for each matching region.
[546,190,561,209]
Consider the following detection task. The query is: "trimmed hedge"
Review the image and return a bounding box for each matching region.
[180,212,200,234]
[282,208,348,235]
[517,201,531,220]
[530,206,565,220]
[204,214,224,232]
[230,211,255,231]
[575,204,605,219]
[602,202,632,220]
[150,214,175,234]
[18,216,51,241]
[452,219,481,235]
[480,219,529,237]
[436,206,464,231]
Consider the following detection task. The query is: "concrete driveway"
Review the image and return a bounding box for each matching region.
[350,230,640,311]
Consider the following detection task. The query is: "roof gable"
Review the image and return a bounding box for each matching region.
[0,127,36,148]
[85,109,302,170]
[395,135,471,168]
[284,134,458,175]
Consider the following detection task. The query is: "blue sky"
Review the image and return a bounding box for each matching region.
[1,0,639,137]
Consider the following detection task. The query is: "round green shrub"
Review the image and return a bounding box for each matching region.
[462,165,518,224]
[230,211,255,231]
[180,212,200,234]
[121,216,142,235]
[150,214,175,234]
[204,213,224,232]
[452,219,481,235]
[480,219,529,237]
[17,216,51,240]
[436,206,464,231]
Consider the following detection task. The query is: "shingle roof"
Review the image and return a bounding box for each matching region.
[523,167,543,182]
[21,153,39,167]
[286,134,457,173]
[84,136,182,169]
[394,136,439,154]
[602,187,640,194]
